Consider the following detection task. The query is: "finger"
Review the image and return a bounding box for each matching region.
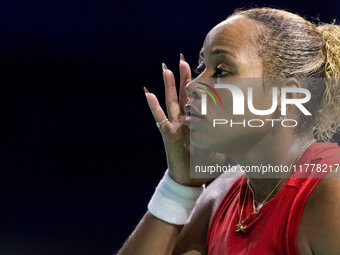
[179,53,191,112]
[144,87,171,132]
[162,63,181,122]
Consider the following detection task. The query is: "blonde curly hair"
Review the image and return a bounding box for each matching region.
[229,8,340,142]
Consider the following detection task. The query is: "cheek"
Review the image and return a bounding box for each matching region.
[203,90,234,120]
[214,81,269,118]
[199,81,277,135]
[249,89,271,109]
[247,86,279,118]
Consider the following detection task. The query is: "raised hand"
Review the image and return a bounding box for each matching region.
[144,53,212,186]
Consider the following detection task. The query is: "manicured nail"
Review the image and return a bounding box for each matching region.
[180,53,185,62]
[143,86,149,96]
[162,63,168,72]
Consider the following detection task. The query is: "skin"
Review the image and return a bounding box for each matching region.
[118,15,340,255]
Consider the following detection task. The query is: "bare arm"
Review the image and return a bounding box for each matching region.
[118,172,241,255]
[118,52,240,254]
[118,211,182,255]
[118,54,204,255]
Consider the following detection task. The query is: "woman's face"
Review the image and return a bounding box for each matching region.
[186,15,280,154]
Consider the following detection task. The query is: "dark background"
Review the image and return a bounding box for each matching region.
[1,0,340,254]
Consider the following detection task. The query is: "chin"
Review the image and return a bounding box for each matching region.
[189,130,219,150]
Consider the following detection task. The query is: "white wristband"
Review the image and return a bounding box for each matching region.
[147,169,205,225]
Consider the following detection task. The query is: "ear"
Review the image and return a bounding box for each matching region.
[277,78,303,115]
[280,78,303,99]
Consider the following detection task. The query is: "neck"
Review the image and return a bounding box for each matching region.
[232,129,315,202]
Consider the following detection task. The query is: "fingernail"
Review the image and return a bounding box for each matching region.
[143,86,149,96]
[162,63,168,72]
[180,53,185,62]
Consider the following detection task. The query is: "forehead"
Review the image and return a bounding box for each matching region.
[201,15,262,59]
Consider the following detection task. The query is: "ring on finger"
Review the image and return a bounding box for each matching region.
[156,118,169,128]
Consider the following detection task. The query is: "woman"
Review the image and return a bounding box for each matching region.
[118,7,340,255]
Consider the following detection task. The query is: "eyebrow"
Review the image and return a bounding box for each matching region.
[199,48,236,64]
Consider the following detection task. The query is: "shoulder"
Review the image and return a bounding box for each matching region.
[172,167,243,254]
[298,173,340,255]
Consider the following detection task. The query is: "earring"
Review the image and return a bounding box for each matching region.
[279,115,286,121]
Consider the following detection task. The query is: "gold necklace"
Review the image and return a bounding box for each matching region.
[248,177,284,214]
[236,178,283,233]
[236,181,250,233]
[236,139,317,233]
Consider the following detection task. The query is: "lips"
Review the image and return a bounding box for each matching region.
[184,104,204,127]
[184,104,202,118]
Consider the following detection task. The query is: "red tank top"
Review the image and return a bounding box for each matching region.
[207,142,340,255]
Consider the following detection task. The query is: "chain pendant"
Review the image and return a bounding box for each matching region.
[236,216,249,233]
[236,222,247,233]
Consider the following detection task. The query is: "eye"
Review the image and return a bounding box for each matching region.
[192,63,231,77]
[214,67,230,77]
